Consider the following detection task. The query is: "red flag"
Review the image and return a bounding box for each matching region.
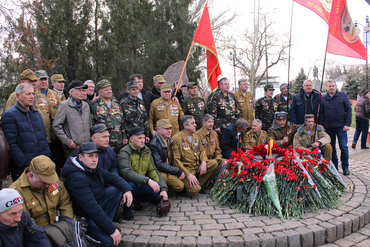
[293,0,331,23]
[193,4,221,90]
[326,0,367,61]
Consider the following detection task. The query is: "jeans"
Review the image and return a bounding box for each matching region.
[124,181,160,212]
[86,186,122,247]
[353,117,369,148]
[326,128,349,169]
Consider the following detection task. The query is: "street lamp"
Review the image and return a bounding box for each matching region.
[355,16,370,89]
[228,51,243,91]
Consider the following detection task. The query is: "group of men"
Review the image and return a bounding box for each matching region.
[0,68,355,246]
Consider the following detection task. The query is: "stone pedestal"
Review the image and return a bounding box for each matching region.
[312,79,321,91]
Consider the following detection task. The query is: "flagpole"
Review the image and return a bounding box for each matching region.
[313,34,330,143]
[175,41,195,95]
[286,1,294,138]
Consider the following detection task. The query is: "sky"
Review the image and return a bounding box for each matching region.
[209,0,370,91]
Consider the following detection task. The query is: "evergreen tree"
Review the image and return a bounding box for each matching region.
[292,68,307,94]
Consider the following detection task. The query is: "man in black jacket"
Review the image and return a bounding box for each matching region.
[220,118,249,159]
[148,119,185,192]
[352,89,370,149]
[62,142,133,247]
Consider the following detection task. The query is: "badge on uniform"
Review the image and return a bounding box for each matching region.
[197,101,205,110]
[170,104,178,117]
[157,103,165,111]
[48,94,58,106]
[48,182,60,195]
[31,197,36,207]
[140,104,145,111]
[182,139,190,150]
[193,139,199,154]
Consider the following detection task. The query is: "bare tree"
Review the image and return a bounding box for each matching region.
[220,10,289,98]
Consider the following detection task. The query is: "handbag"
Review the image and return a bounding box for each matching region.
[157,197,171,216]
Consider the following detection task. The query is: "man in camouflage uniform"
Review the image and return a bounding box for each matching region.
[50,74,69,101]
[273,83,294,121]
[195,114,225,170]
[120,80,150,144]
[242,119,268,150]
[149,84,184,137]
[34,70,61,144]
[255,84,278,131]
[90,79,124,152]
[207,78,239,134]
[234,79,254,128]
[181,82,205,130]
[267,112,299,147]
[5,69,39,111]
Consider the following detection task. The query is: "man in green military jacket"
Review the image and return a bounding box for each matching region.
[181,82,205,130]
[255,84,278,131]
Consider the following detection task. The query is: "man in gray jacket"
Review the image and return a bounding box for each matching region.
[53,81,91,160]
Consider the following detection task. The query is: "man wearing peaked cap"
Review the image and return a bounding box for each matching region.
[11,155,75,227]
[62,142,133,246]
[152,74,166,97]
[149,119,185,193]
[90,79,125,152]
[53,80,91,160]
[149,83,185,137]
[181,81,206,131]
[267,111,299,148]
[50,74,69,101]
[255,83,278,131]
[5,69,40,111]
[0,188,51,246]
[119,126,168,220]
[120,80,150,145]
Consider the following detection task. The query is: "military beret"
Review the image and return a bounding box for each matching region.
[90,124,108,136]
[79,142,100,154]
[126,80,139,89]
[264,84,275,91]
[186,82,197,89]
[274,111,287,120]
[19,69,40,81]
[153,75,166,83]
[35,70,49,79]
[157,119,172,129]
[129,127,146,138]
[30,155,58,184]
[161,84,172,92]
[96,79,111,91]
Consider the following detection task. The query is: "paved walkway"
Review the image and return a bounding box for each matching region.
[116,127,370,247]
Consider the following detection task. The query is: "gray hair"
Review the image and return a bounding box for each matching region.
[15,83,33,94]
[235,118,249,130]
[303,79,312,86]
[84,80,94,85]
[238,79,248,85]
[202,114,214,123]
[253,119,262,127]
[327,79,336,85]
[181,115,195,129]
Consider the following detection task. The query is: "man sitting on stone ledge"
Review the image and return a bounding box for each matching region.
[242,119,268,150]
[293,114,332,160]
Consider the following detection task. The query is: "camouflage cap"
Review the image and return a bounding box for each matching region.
[160,84,172,92]
[153,75,166,83]
[35,70,49,79]
[19,69,40,81]
[50,74,66,82]
[96,79,111,91]
[186,82,197,89]
[30,155,58,184]
[126,80,139,89]
[157,119,172,129]
[274,111,287,120]
[264,84,275,91]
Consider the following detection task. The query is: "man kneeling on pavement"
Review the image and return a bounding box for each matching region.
[148,119,185,193]
[172,115,218,195]
[63,142,133,247]
[293,114,333,160]
[118,127,168,221]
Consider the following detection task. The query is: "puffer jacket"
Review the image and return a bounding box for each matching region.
[148,132,182,177]
[319,91,352,128]
[293,124,331,150]
[118,142,168,191]
[291,89,320,124]
[1,101,50,174]
[53,98,91,147]
[62,156,132,236]
[96,144,119,176]
[355,96,370,119]
[0,209,51,247]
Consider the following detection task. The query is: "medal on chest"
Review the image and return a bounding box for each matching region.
[48,182,60,195]
[182,139,190,150]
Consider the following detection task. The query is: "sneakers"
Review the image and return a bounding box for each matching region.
[352,143,356,149]
[343,168,350,176]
